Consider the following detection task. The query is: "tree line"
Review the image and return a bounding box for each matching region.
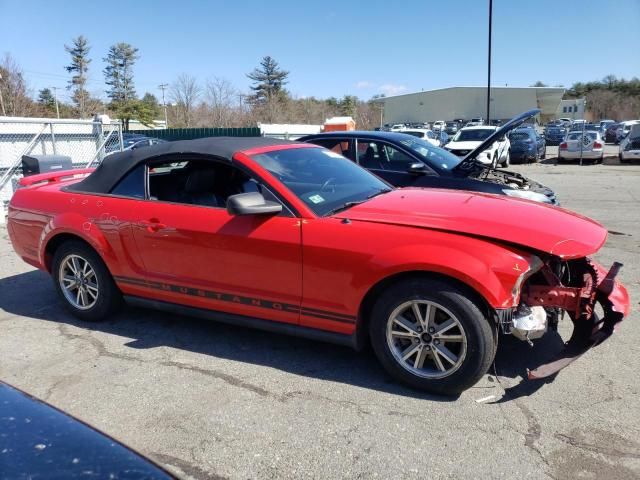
[531,77,640,120]
[0,38,383,130]
[3,37,638,128]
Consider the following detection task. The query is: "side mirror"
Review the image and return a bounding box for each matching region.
[407,162,428,175]
[227,192,282,216]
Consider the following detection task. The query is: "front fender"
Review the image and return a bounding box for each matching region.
[40,212,116,272]
[355,237,537,310]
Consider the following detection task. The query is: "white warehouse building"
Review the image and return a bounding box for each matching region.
[377,86,565,125]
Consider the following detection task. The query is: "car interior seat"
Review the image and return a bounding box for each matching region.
[183,168,223,207]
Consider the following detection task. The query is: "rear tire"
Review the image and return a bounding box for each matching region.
[369,277,496,395]
[533,150,540,163]
[52,240,122,322]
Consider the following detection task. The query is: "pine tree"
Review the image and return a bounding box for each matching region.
[37,88,56,111]
[339,95,358,116]
[64,35,91,118]
[246,56,289,105]
[103,43,139,130]
[135,93,161,127]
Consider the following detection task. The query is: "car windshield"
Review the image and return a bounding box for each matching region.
[403,131,425,138]
[395,135,462,170]
[452,128,494,142]
[445,122,457,127]
[251,147,390,216]
[567,132,597,141]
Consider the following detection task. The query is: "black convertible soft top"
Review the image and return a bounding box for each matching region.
[67,136,298,194]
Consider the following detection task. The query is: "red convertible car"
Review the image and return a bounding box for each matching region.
[7,137,630,394]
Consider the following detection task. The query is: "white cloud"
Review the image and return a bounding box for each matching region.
[355,81,374,89]
[379,84,408,96]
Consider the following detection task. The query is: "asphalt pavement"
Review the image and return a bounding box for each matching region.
[1,152,638,479]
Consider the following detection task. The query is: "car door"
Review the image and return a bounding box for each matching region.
[354,139,437,187]
[111,155,303,325]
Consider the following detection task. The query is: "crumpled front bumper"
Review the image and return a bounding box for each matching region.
[526,260,630,380]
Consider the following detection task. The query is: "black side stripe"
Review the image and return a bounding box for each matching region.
[113,275,356,324]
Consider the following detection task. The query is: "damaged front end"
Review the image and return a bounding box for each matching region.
[498,256,630,380]
[470,168,558,204]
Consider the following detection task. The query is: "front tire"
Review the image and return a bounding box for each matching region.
[369,278,496,395]
[501,149,510,167]
[52,240,122,322]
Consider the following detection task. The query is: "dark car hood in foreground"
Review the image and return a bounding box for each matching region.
[335,188,605,258]
[0,382,174,479]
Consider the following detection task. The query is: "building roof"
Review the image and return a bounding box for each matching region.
[375,85,565,101]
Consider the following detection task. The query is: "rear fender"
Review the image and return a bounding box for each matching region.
[40,212,116,272]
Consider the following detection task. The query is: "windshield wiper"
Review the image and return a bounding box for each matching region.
[325,188,392,217]
[366,188,392,199]
[324,200,367,216]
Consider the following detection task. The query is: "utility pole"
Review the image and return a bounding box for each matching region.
[486,0,493,125]
[158,83,169,128]
[51,86,60,118]
[0,72,6,116]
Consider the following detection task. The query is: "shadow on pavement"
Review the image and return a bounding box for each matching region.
[0,269,575,402]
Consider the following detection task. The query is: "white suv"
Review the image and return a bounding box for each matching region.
[445,126,510,167]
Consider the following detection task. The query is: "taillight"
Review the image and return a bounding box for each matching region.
[593,141,602,149]
[559,142,567,150]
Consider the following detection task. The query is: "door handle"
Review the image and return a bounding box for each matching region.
[140,219,167,233]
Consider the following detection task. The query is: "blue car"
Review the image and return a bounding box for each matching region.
[545,126,567,146]
[508,127,546,163]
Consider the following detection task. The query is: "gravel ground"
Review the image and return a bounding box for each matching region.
[1,153,639,479]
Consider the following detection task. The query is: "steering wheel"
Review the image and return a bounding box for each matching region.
[320,177,337,193]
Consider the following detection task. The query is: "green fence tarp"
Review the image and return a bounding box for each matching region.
[128,127,261,141]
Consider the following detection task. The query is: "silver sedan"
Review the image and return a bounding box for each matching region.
[558,131,604,163]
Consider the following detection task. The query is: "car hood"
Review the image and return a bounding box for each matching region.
[335,188,606,258]
[454,109,540,172]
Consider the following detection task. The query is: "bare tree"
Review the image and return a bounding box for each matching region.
[170,74,201,127]
[0,53,36,117]
[205,77,237,127]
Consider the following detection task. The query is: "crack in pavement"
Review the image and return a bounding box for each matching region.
[150,452,228,480]
[57,323,145,365]
[159,360,277,400]
[554,433,640,459]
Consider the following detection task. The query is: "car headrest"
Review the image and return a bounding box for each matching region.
[184,168,216,194]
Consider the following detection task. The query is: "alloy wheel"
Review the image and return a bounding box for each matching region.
[58,254,99,310]
[386,300,467,379]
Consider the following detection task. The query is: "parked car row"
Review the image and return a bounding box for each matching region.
[619,123,640,163]
[8,107,629,396]
[105,133,167,154]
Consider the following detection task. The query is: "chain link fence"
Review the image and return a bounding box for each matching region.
[0,118,123,219]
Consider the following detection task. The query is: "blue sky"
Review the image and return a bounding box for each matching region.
[1,0,639,102]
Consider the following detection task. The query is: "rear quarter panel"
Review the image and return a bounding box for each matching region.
[8,183,145,279]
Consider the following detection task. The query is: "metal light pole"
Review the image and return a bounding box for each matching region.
[51,86,60,118]
[0,73,6,116]
[158,83,169,128]
[486,0,493,125]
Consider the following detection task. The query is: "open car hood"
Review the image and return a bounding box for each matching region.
[336,188,606,259]
[454,109,541,172]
